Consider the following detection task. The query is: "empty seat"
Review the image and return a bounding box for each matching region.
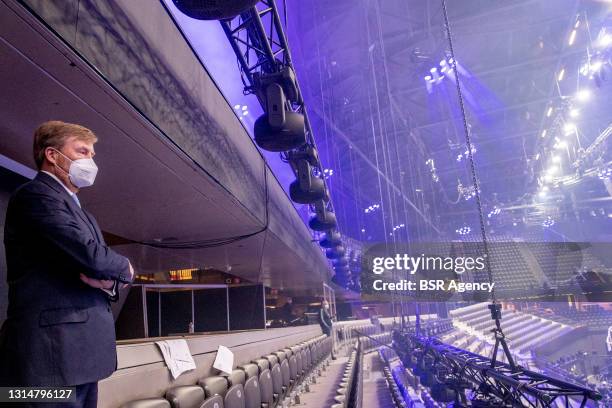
[242,372,262,408]
[239,364,259,380]
[252,358,270,374]
[288,353,298,384]
[224,382,245,408]
[120,399,171,408]
[201,396,224,408]
[252,359,274,407]
[265,354,279,367]
[270,360,284,399]
[199,376,228,399]
[165,385,205,408]
[280,358,291,391]
[273,351,286,363]
[227,370,246,388]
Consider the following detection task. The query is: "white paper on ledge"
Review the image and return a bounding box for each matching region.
[213,345,234,375]
[155,339,196,379]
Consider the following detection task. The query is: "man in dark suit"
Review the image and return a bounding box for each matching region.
[319,299,333,336]
[0,121,134,407]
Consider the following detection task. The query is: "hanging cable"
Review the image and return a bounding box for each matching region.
[440,0,517,368]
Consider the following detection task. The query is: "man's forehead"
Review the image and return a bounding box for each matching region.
[66,136,95,151]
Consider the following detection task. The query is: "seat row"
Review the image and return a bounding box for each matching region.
[331,345,361,408]
[360,332,392,352]
[379,348,443,408]
[121,334,334,408]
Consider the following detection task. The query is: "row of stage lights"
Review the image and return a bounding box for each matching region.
[456,145,477,162]
[364,203,380,214]
[535,16,611,200]
[424,57,455,83]
[172,1,349,289]
[425,158,439,183]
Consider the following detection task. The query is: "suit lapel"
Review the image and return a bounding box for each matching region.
[83,210,104,243]
[36,172,99,241]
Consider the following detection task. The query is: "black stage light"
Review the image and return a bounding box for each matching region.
[333,257,349,267]
[319,231,341,248]
[333,263,349,272]
[254,82,306,151]
[289,160,326,203]
[309,210,337,231]
[172,0,258,20]
[326,245,346,259]
[254,111,306,152]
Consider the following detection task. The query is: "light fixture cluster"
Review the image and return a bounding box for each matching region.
[597,166,611,180]
[426,158,439,182]
[537,66,598,198]
[391,223,405,233]
[233,104,249,119]
[487,207,501,218]
[424,57,455,84]
[456,145,477,162]
[322,168,334,179]
[542,216,555,228]
[364,204,380,214]
[457,181,478,201]
[456,226,471,236]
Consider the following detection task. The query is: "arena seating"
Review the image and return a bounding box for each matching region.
[120,334,333,408]
[523,302,612,329]
[449,303,576,361]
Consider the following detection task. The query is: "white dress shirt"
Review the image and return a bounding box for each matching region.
[40,171,117,297]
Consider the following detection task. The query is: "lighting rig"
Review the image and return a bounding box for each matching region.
[216,1,346,262]
[172,1,348,284]
[393,331,602,408]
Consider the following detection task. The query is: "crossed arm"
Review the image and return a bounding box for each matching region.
[17,190,134,297]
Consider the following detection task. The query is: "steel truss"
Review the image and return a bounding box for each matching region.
[219,1,335,215]
[394,332,602,408]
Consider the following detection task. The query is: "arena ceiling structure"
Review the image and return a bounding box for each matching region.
[284,0,612,243]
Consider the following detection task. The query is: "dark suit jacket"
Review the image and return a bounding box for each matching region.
[0,172,132,386]
[319,308,332,336]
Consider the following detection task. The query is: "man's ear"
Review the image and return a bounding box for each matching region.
[44,147,57,166]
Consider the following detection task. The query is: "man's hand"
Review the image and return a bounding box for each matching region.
[80,273,114,289]
[121,261,135,289]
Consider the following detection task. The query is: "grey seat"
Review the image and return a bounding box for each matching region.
[265,354,279,368]
[290,346,302,376]
[239,364,259,380]
[273,351,286,363]
[120,399,171,408]
[227,369,246,387]
[243,373,262,408]
[165,385,205,408]
[280,359,291,390]
[301,348,309,373]
[270,361,284,398]
[288,354,298,383]
[252,359,269,374]
[201,395,224,408]
[257,367,274,407]
[224,383,245,408]
[199,376,229,399]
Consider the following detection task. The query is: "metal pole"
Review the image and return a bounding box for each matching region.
[191,290,195,331]
[226,286,230,332]
[158,290,161,337]
[142,285,148,338]
[262,284,267,330]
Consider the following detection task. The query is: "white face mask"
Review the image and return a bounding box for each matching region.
[52,148,98,188]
